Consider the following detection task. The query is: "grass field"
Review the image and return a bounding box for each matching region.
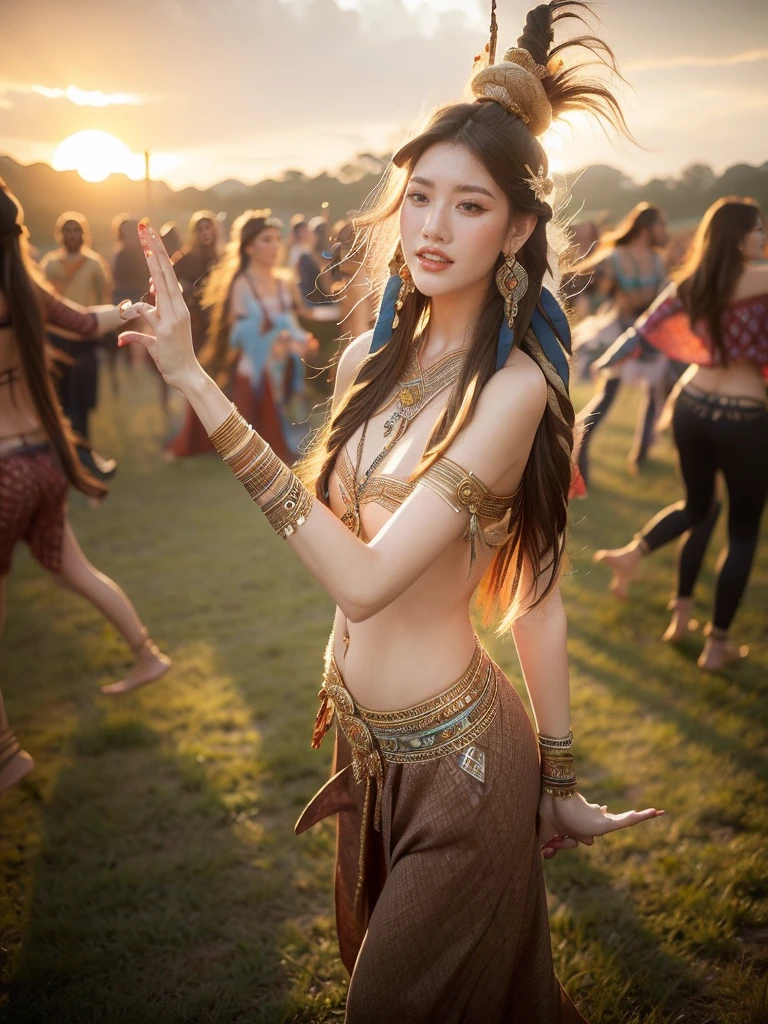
[1,367,767,1024]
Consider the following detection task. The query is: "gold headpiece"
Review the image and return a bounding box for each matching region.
[471,46,553,137]
[472,1,554,136]
[524,163,554,204]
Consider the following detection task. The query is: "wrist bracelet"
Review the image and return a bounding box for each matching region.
[209,407,314,537]
[537,729,574,749]
[541,782,578,799]
[539,730,577,797]
[262,475,314,538]
[210,406,252,458]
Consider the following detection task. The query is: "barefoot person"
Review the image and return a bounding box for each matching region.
[0,182,171,794]
[120,5,663,1019]
[593,197,768,670]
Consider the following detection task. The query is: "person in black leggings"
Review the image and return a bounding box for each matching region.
[592,196,768,670]
[637,388,768,630]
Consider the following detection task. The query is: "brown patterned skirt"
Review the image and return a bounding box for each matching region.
[296,640,586,1023]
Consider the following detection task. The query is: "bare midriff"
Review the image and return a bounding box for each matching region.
[686,360,767,404]
[327,389,512,713]
[0,299,44,445]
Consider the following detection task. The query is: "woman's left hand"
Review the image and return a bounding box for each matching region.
[538,791,665,860]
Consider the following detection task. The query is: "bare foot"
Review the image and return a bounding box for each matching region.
[593,543,643,600]
[697,637,749,672]
[101,639,172,696]
[662,599,700,642]
[0,749,35,796]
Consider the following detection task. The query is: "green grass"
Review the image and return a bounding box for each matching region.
[1,367,766,1024]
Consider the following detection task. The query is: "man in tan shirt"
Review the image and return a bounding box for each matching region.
[40,212,116,479]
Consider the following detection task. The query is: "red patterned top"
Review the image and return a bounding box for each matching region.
[597,284,768,380]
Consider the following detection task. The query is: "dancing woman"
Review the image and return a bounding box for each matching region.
[120,4,662,1020]
[0,182,171,796]
[572,203,669,481]
[594,197,767,671]
[165,212,313,461]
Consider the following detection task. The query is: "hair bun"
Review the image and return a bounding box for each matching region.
[471,48,552,136]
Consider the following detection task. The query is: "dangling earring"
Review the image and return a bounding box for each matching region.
[496,251,529,328]
[392,258,414,330]
[370,246,415,354]
[495,252,529,371]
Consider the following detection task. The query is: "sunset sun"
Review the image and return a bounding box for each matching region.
[52,130,144,183]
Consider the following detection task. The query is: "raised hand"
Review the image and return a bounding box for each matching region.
[538,791,665,860]
[116,223,200,392]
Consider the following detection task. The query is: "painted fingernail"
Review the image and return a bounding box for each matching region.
[139,217,150,229]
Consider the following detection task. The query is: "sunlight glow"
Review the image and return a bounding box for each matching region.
[52,131,145,183]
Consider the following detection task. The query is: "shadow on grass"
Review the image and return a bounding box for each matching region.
[0,685,343,1024]
[545,853,709,1023]
[3,371,765,1024]
[568,624,768,783]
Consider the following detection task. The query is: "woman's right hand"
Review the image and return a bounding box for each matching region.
[116,223,201,393]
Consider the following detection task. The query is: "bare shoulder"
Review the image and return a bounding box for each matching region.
[482,347,548,422]
[733,263,768,302]
[333,330,374,400]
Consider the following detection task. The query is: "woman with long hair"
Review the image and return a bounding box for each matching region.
[571,202,669,482]
[164,212,314,461]
[593,197,767,671]
[120,4,662,1019]
[173,210,221,354]
[0,182,171,796]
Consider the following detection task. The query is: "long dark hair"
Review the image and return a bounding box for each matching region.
[569,202,663,274]
[299,2,627,625]
[198,210,282,382]
[0,181,105,497]
[674,196,763,366]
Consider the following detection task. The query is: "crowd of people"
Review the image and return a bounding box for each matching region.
[0,0,766,1018]
[27,205,375,480]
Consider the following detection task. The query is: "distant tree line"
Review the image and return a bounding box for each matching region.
[1,151,765,259]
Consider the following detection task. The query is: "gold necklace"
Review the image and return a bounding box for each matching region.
[340,417,407,535]
[340,345,466,535]
[382,346,467,437]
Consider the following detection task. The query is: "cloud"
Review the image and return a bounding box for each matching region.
[625,47,768,72]
[1,0,766,189]
[29,85,144,107]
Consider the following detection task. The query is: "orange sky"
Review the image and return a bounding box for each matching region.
[1,0,766,190]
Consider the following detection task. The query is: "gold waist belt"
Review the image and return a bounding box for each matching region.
[311,639,499,833]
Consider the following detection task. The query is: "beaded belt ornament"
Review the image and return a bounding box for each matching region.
[312,638,499,829]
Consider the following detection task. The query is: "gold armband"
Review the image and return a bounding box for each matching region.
[417,457,521,572]
[538,730,577,798]
[209,407,314,538]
